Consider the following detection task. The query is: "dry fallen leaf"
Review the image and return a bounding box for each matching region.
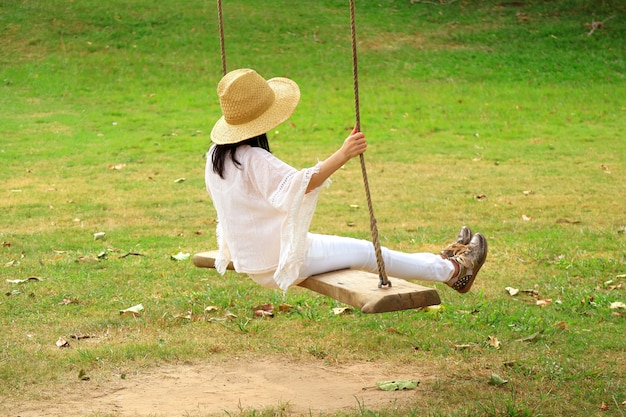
[555,321,569,331]
[204,306,219,312]
[119,252,143,258]
[76,256,99,263]
[600,401,610,411]
[488,336,501,349]
[69,334,95,340]
[453,344,472,350]
[253,303,273,312]
[332,307,352,315]
[505,286,520,296]
[421,304,445,313]
[171,252,191,261]
[375,380,419,391]
[488,373,508,386]
[253,304,274,318]
[609,302,625,310]
[536,299,553,307]
[7,277,42,284]
[474,194,488,201]
[56,337,70,348]
[522,289,540,298]
[457,308,480,315]
[254,310,274,318]
[516,330,543,343]
[172,311,193,320]
[108,163,126,170]
[556,218,581,224]
[120,303,144,317]
[278,303,294,312]
[522,214,532,222]
[208,317,226,323]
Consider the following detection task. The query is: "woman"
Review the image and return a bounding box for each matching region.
[205,68,487,293]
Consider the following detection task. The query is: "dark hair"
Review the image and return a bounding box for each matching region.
[211,133,270,179]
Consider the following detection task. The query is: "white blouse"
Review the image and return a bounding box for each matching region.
[205,145,324,291]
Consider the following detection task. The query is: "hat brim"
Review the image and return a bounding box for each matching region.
[211,77,300,145]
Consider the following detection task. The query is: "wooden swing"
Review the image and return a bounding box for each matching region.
[193,0,441,313]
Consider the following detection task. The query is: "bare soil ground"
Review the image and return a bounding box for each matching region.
[6,358,431,416]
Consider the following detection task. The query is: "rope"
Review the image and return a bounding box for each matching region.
[217,0,227,76]
[349,0,390,288]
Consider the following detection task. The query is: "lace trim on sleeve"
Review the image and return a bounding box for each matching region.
[269,171,296,208]
[273,162,325,291]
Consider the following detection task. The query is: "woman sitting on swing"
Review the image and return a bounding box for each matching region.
[206,68,487,293]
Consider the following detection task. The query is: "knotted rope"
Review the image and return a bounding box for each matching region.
[349,0,390,287]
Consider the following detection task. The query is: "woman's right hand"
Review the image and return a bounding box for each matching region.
[340,128,367,160]
[306,128,368,193]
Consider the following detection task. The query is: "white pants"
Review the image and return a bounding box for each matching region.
[249,233,455,289]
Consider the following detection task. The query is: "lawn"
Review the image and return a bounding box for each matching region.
[0,0,625,416]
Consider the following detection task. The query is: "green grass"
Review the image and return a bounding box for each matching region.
[1,0,625,416]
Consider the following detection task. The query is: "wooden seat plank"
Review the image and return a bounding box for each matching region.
[192,251,441,314]
[193,251,234,270]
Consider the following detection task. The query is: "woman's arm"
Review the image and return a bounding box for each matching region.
[306,129,367,193]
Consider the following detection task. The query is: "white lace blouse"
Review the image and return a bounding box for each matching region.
[205,145,324,291]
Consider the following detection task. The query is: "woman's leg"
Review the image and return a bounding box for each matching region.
[299,233,454,282]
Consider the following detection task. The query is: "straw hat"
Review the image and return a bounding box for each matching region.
[211,68,300,145]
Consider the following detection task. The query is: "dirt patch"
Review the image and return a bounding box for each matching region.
[7,358,431,416]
